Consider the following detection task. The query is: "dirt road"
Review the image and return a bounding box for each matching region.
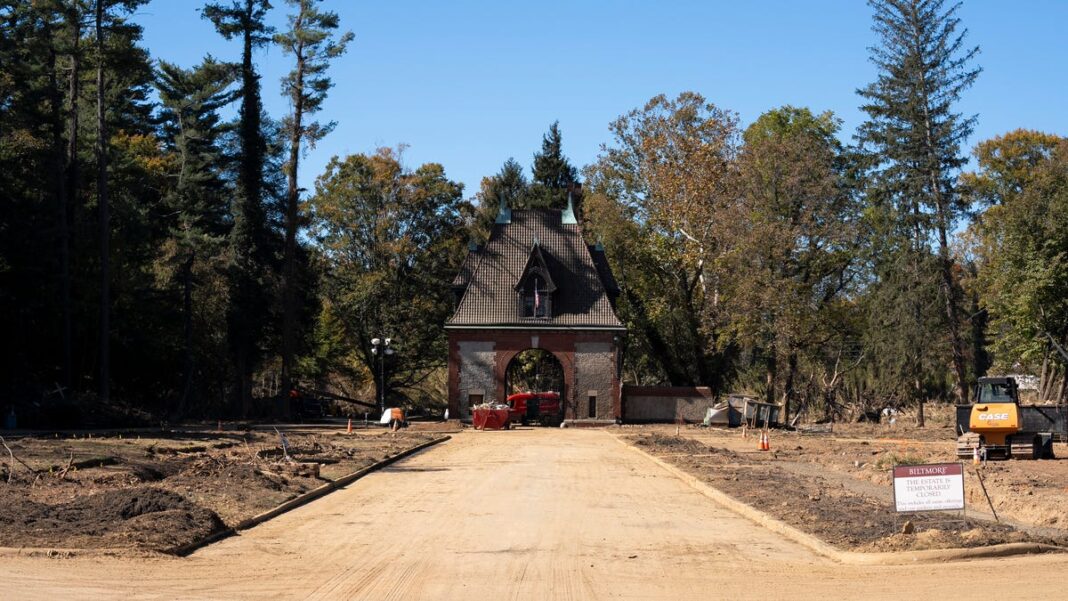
[2,429,1067,600]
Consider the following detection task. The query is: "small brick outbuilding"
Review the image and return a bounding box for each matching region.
[445,197,626,423]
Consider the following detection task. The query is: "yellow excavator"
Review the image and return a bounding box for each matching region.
[956,377,1055,459]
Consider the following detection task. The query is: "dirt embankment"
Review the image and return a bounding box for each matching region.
[0,429,436,553]
[628,430,1068,552]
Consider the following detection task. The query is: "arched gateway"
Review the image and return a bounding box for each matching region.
[446,195,626,424]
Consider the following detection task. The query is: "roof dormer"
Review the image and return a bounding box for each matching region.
[515,239,557,318]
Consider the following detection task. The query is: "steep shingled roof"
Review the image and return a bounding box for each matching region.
[446,209,625,330]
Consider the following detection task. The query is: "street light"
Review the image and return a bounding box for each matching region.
[370,336,396,414]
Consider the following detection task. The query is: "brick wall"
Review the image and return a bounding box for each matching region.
[622,386,714,423]
[456,340,496,419]
[574,342,615,420]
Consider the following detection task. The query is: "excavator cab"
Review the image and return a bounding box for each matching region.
[958,376,1053,459]
[967,377,1021,457]
[976,377,1018,404]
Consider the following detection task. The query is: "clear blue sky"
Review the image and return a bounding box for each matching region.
[137,0,1068,198]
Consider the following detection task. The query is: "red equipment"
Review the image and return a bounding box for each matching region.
[506,391,562,426]
[472,407,511,430]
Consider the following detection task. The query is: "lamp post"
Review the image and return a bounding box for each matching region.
[370,337,395,414]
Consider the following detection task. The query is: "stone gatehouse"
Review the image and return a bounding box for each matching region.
[445,197,626,423]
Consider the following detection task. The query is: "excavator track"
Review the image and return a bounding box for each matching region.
[1008,434,1039,459]
[956,432,982,459]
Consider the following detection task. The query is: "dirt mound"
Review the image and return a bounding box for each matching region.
[0,487,224,552]
[0,430,438,553]
[632,433,709,455]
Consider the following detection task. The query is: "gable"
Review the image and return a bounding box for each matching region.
[514,241,557,294]
[446,209,625,330]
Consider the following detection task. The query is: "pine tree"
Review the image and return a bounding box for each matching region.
[156,57,237,416]
[0,2,65,390]
[529,121,579,209]
[94,0,108,403]
[490,158,528,206]
[275,0,353,414]
[202,0,274,416]
[470,158,528,237]
[857,0,980,412]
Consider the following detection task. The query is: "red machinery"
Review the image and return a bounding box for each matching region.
[506,391,562,426]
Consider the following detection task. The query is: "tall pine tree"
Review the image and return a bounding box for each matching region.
[156,57,237,416]
[202,0,274,416]
[275,0,352,412]
[94,0,150,404]
[857,0,980,413]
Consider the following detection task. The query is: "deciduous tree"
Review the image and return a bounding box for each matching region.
[585,93,739,390]
[965,131,1068,401]
[728,106,859,420]
[307,149,468,406]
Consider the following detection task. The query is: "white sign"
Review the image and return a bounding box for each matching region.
[892,463,965,513]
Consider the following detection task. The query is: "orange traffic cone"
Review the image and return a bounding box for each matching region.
[757,431,765,451]
[347,418,353,435]
[764,431,771,451]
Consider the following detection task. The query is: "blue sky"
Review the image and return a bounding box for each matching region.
[137,0,1068,197]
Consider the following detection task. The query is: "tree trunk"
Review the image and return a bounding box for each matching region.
[901,8,972,407]
[280,29,306,418]
[937,228,969,404]
[46,22,71,390]
[969,287,988,380]
[95,0,110,405]
[782,351,797,424]
[1039,351,1051,402]
[66,7,82,388]
[179,253,195,417]
[231,7,265,418]
[916,45,969,406]
[765,351,777,406]
[915,377,925,428]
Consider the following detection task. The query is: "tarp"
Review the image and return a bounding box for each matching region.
[704,403,730,426]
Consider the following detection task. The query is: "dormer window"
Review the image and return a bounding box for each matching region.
[523,276,550,318]
[515,239,557,320]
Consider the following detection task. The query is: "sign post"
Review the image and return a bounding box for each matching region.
[892,462,965,517]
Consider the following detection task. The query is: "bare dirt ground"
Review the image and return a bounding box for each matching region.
[0,428,436,552]
[623,407,1068,552]
[3,428,1068,600]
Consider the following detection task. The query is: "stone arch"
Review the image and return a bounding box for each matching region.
[499,348,567,425]
[495,346,577,420]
